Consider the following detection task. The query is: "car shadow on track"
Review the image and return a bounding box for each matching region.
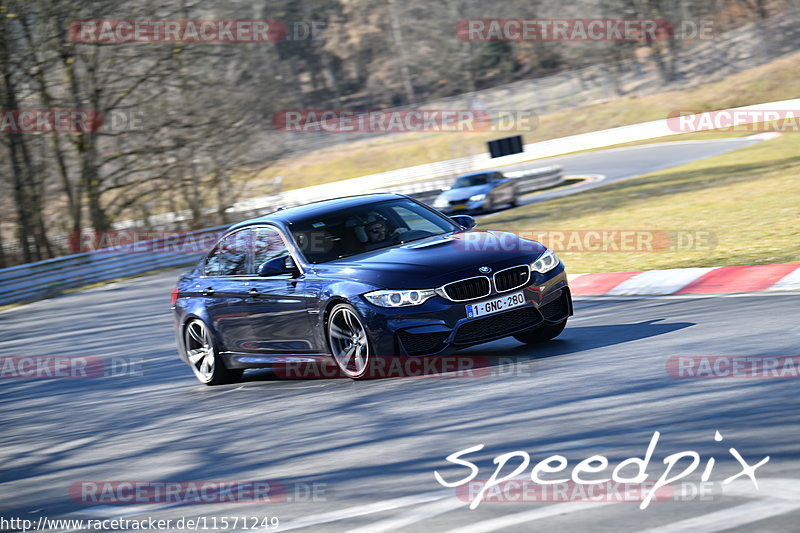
[491,319,695,360]
[235,319,694,383]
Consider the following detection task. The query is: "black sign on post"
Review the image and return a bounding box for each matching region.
[488,135,523,158]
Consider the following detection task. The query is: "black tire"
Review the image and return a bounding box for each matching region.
[327,303,374,379]
[509,194,518,207]
[184,319,244,385]
[513,319,567,344]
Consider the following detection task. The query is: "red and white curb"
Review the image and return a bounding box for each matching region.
[568,263,800,296]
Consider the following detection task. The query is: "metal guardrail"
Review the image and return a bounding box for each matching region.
[397,166,563,203]
[0,226,227,307]
[504,166,563,194]
[0,166,562,307]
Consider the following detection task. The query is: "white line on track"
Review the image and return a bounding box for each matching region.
[638,477,800,532]
[67,504,179,518]
[637,500,800,533]
[435,478,800,533]
[249,490,451,532]
[345,497,467,533]
[63,503,182,531]
[439,501,618,533]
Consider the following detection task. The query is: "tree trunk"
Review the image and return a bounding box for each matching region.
[0,18,34,263]
[388,0,415,105]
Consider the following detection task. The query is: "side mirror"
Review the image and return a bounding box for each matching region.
[257,255,299,277]
[451,215,476,229]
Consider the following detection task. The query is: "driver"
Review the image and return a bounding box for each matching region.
[366,217,389,243]
[363,213,406,247]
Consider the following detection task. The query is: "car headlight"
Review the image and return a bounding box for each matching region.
[433,198,448,208]
[531,248,560,273]
[469,194,486,202]
[364,289,437,307]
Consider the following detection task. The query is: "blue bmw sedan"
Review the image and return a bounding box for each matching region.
[172,193,572,384]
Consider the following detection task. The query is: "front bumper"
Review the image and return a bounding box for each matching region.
[355,265,572,357]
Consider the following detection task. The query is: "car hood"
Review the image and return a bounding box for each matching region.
[436,184,492,202]
[310,230,546,288]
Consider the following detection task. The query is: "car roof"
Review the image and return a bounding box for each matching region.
[227,193,406,231]
[457,170,496,179]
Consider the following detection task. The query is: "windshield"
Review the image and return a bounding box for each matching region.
[453,173,492,188]
[290,198,459,263]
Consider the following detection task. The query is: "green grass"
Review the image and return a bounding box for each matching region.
[250,51,800,194]
[480,133,800,273]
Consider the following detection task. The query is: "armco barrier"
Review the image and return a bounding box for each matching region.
[381,166,562,204]
[0,226,226,307]
[207,97,800,228]
[234,166,563,220]
[0,167,562,307]
[504,166,563,194]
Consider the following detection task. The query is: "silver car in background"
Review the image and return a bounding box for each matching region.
[433,171,517,214]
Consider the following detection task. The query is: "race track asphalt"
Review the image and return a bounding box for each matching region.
[494,136,763,207]
[1,136,797,532]
[1,274,798,531]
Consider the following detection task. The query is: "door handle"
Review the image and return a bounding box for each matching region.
[248,288,260,296]
[202,286,215,296]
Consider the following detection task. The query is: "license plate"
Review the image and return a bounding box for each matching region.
[466,291,526,319]
[451,204,467,211]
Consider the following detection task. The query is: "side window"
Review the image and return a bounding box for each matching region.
[253,227,289,269]
[204,230,252,277]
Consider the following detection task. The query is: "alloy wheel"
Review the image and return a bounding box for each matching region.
[185,320,216,382]
[328,306,369,378]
